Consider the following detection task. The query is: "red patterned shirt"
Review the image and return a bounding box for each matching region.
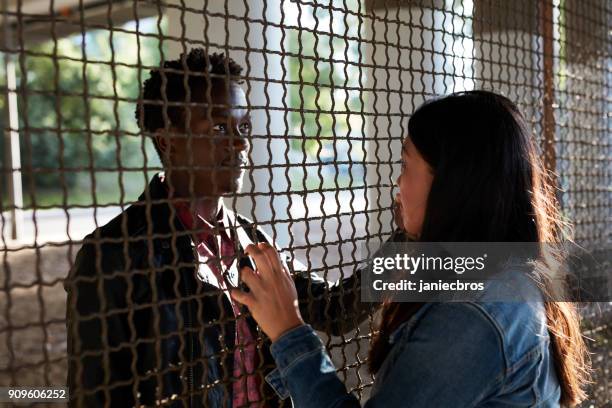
[161,175,263,407]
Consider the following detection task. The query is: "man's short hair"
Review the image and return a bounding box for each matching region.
[135,48,243,160]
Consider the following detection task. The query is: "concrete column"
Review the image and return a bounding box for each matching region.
[165,0,291,245]
[557,0,611,249]
[2,12,23,240]
[363,0,462,239]
[473,0,540,130]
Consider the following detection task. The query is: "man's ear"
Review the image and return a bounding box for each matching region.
[154,128,174,163]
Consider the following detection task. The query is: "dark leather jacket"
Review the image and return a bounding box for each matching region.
[65,173,382,407]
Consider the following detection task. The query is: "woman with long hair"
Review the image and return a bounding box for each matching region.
[230,90,591,407]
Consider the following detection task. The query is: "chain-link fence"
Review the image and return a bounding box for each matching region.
[0,0,610,406]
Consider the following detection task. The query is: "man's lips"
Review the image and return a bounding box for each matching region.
[220,156,247,169]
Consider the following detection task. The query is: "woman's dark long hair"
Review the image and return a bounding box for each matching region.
[367,90,590,406]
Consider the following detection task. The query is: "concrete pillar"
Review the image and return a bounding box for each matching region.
[363,0,463,239]
[557,0,611,249]
[473,0,540,131]
[2,12,24,240]
[165,0,291,246]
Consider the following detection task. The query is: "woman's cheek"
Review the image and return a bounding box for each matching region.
[401,205,413,233]
[399,182,427,237]
[398,183,415,233]
[402,203,420,236]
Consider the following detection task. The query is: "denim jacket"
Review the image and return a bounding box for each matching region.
[265,262,561,407]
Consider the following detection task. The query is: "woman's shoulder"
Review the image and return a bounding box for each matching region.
[390,302,506,366]
[390,257,551,366]
[472,299,549,365]
[391,299,549,372]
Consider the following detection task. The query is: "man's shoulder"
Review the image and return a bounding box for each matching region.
[230,211,273,243]
[70,203,149,277]
[233,211,255,227]
[90,202,150,240]
[229,210,310,273]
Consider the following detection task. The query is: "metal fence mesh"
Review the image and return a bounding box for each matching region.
[0,0,610,406]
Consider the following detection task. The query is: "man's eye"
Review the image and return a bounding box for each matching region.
[213,124,227,132]
[239,123,251,133]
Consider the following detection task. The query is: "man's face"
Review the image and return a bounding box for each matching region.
[158,81,251,198]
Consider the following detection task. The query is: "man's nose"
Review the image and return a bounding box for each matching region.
[221,127,249,152]
[232,132,249,152]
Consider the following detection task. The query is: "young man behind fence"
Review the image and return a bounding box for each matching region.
[64,48,400,407]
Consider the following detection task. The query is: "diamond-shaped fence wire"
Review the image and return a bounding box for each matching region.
[0,0,610,407]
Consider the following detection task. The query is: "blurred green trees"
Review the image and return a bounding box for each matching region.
[1,2,367,207]
[1,17,164,207]
[286,0,365,190]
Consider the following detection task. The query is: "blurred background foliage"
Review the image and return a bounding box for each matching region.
[1,17,163,208]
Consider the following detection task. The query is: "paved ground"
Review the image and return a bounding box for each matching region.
[1,206,123,249]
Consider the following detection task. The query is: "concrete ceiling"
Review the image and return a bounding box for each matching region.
[1,0,164,44]
[4,0,102,15]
